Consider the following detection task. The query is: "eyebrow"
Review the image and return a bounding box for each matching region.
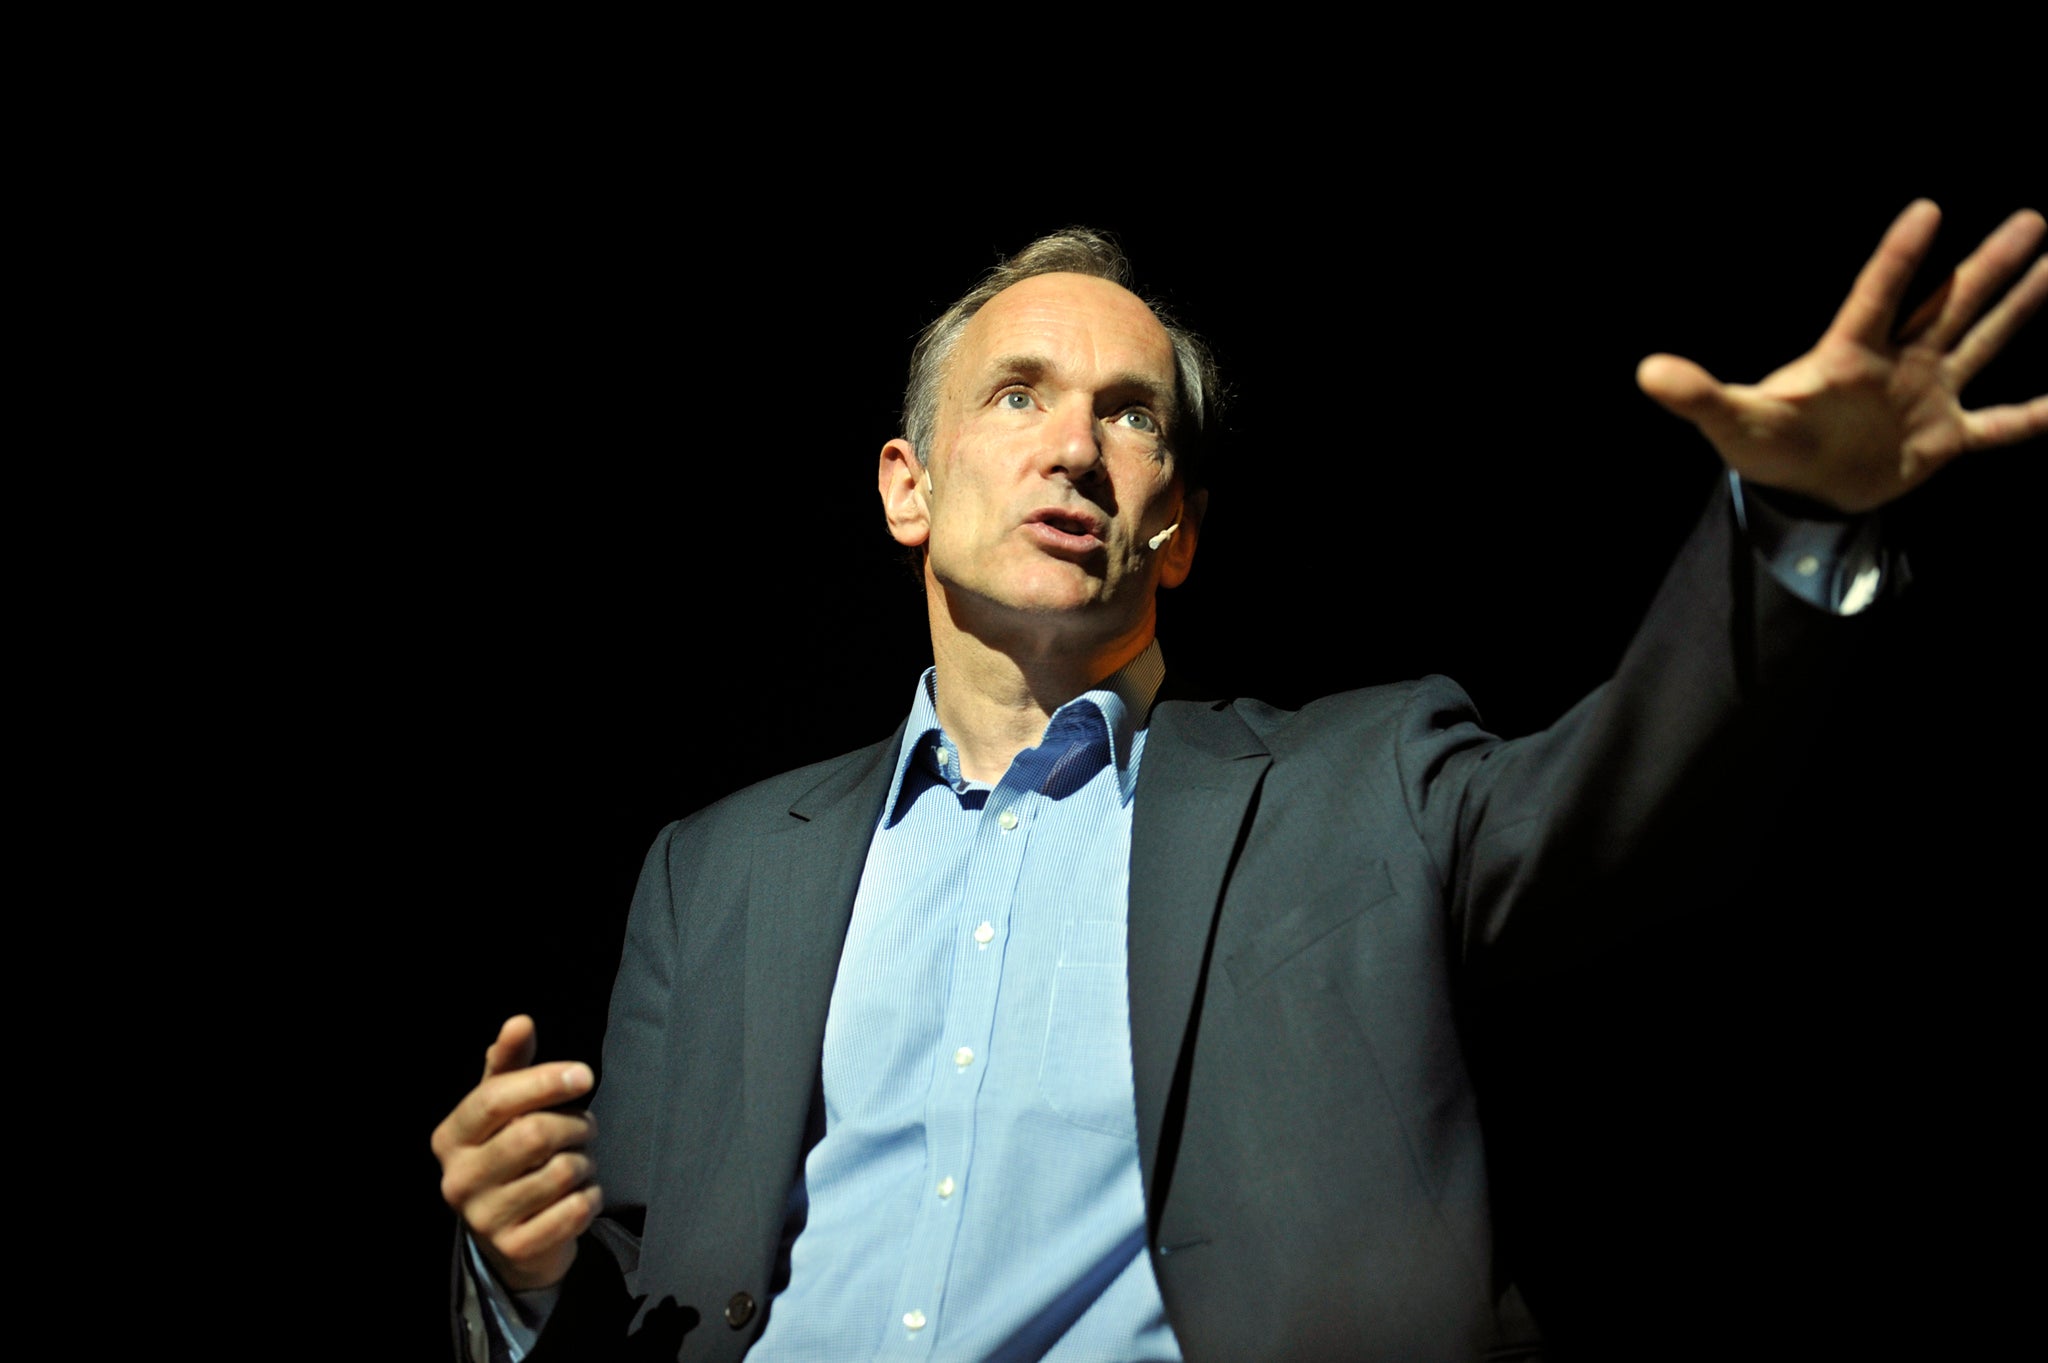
[981,353,1175,413]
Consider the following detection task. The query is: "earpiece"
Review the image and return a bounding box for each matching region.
[1148,521,1180,551]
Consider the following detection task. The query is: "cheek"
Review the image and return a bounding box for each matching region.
[935,459,1008,526]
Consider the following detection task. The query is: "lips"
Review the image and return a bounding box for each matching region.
[1029,507,1104,536]
[1023,506,1106,553]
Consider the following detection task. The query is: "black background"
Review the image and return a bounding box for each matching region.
[281,129,2043,1356]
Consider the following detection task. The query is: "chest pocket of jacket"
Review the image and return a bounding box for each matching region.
[1038,918,1139,1141]
[1222,857,1396,996]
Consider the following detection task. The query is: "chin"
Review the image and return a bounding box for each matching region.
[1005,567,1118,616]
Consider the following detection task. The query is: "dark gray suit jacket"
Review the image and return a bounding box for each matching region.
[507,485,1850,1362]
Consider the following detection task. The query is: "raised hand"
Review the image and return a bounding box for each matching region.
[432,1015,601,1292]
[1637,200,2047,513]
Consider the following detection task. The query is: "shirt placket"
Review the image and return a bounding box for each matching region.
[879,741,1060,1357]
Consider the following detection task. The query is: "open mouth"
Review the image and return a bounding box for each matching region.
[1024,507,1107,554]
[1033,509,1100,537]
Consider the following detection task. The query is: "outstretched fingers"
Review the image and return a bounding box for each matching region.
[1961,394,2048,452]
[1828,199,1943,347]
[1638,200,2042,511]
[1946,249,2048,391]
[1908,208,2048,353]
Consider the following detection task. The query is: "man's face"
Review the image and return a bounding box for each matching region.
[883,272,1197,651]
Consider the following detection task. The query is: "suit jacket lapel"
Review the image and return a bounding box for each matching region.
[1127,699,1270,1228]
[741,728,902,1235]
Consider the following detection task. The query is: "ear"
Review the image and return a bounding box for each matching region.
[879,438,931,547]
[1157,487,1205,590]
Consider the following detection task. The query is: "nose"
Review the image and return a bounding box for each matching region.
[1041,400,1105,486]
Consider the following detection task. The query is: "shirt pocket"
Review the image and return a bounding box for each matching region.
[1037,918,1138,1141]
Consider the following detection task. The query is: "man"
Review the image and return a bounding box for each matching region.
[434,205,2046,1360]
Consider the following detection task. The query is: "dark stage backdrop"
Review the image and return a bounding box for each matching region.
[330,155,2038,1357]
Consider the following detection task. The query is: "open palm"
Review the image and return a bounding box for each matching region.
[1638,201,2047,514]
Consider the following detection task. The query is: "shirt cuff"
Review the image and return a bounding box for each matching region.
[1728,471,1893,615]
[464,1231,561,1362]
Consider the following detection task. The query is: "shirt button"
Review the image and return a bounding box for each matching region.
[937,1176,956,1199]
[953,1046,975,1067]
[973,921,995,945]
[1796,553,1821,577]
[904,1309,928,1331]
[997,809,1018,831]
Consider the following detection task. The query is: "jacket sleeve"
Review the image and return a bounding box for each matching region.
[497,824,685,1362]
[1402,478,1872,975]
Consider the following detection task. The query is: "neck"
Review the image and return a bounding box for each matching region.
[925,590,1155,784]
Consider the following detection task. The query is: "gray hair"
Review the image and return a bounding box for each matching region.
[901,227,1220,491]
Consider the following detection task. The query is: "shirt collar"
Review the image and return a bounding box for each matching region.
[881,639,1166,823]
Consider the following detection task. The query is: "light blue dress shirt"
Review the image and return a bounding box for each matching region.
[749,641,1179,1361]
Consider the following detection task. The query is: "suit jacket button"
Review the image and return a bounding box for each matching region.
[725,1291,756,1329]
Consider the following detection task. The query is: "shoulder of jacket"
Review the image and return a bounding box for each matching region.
[658,727,901,840]
[1155,676,1479,749]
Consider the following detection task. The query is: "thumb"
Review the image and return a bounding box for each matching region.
[483,1014,538,1080]
[1636,353,1737,427]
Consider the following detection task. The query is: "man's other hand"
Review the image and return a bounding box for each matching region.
[1638,199,2047,513]
[432,1015,601,1292]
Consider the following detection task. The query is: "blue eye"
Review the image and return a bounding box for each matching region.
[1119,409,1158,433]
[1000,391,1032,410]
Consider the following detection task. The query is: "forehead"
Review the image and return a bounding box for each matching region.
[952,272,1176,383]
